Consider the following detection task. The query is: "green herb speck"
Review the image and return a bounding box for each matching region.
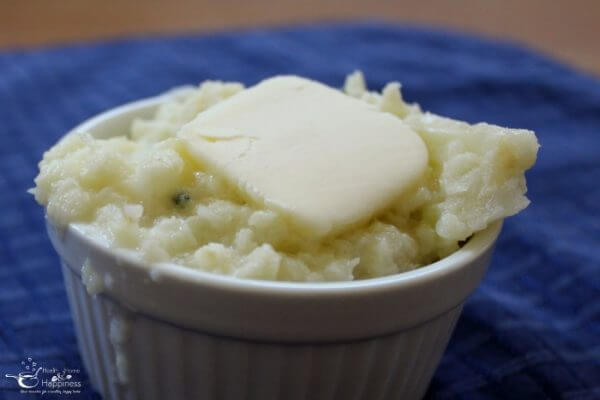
[172,191,191,209]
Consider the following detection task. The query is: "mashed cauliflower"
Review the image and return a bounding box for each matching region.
[33,72,539,281]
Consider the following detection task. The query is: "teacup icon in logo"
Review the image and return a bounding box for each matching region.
[5,367,42,389]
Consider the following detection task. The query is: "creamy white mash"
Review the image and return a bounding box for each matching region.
[33,72,539,281]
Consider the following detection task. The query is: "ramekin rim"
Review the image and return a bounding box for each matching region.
[65,219,502,295]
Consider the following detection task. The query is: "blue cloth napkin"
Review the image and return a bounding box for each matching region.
[0,23,598,400]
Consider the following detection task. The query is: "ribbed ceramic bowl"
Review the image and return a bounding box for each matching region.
[45,95,503,400]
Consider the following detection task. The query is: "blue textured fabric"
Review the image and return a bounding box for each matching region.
[0,23,599,399]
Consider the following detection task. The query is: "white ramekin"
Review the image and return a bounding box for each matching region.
[45,96,503,400]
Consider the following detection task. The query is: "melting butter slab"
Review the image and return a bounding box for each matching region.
[179,76,428,237]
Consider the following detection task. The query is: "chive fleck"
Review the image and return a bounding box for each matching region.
[172,191,191,209]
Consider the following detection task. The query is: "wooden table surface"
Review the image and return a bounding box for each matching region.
[2,0,599,76]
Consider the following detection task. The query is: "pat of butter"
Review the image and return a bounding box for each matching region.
[179,76,428,237]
